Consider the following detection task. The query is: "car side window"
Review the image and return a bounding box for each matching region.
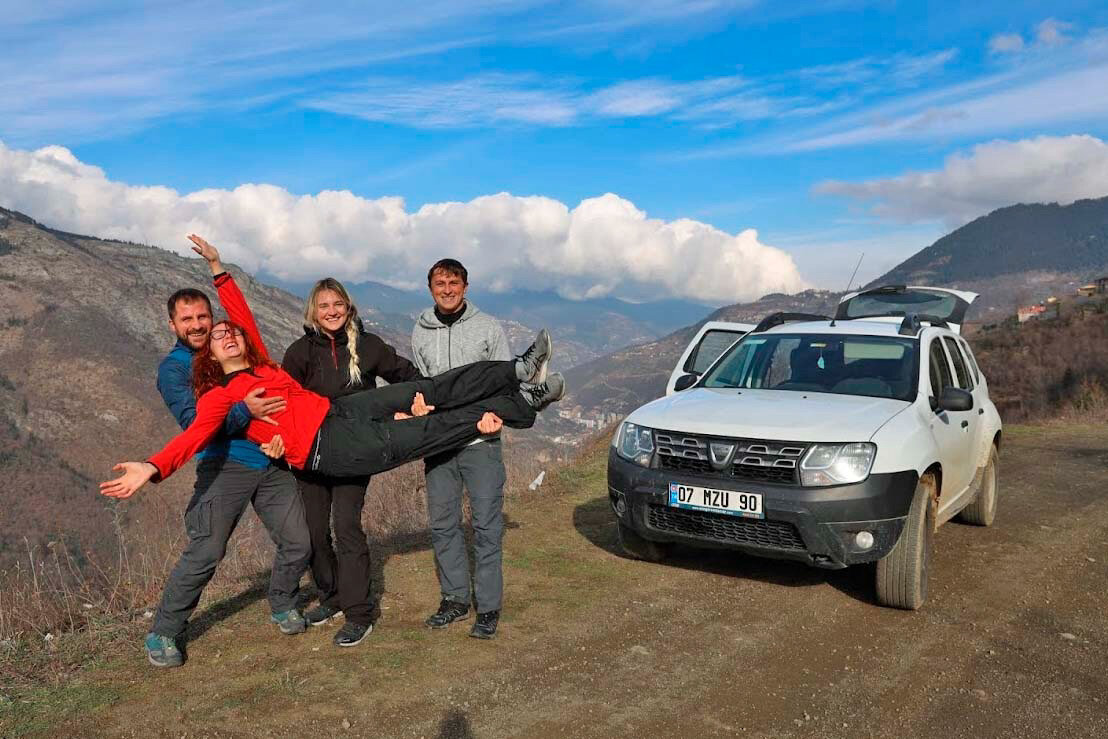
[928,339,954,396]
[943,337,972,390]
[958,338,981,384]
[684,330,745,375]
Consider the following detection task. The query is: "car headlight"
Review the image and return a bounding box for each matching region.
[614,422,654,467]
[800,442,876,486]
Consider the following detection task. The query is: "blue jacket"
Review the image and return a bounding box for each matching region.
[156,339,270,469]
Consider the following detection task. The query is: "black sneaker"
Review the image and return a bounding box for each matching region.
[305,603,343,625]
[425,598,471,629]
[515,329,552,384]
[521,373,566,411]
[333,621,372,647]
[469,610,499,640]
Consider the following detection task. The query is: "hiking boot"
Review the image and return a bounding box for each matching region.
[469,610,500,640]
[305,603,343,626]
[271,608,307,635]
[144,632,183,668]
[333,621,373,647]
[515,329,552,384]
[521,373,566,411]
[425,598,471,629]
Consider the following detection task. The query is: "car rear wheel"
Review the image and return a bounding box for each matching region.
[875,474,936,610]
[617,520,670,562]
[957,445,999,526]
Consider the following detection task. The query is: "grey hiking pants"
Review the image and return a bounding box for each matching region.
[424,439,506,613]
[152,460,311,640]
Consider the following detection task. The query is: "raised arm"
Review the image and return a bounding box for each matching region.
[187,234,270,361]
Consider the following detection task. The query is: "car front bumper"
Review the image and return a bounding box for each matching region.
[607,448,918,569]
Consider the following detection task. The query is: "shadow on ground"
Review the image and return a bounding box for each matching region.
[435,708,475,739]
[571,496,875,605]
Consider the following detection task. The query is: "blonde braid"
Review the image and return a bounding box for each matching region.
[345,312,363,386]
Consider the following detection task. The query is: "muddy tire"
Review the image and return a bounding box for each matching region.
[617,521,669,562]
[957,446,999,527]
[875,474,935,610]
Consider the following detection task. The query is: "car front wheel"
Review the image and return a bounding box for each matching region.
[875,473,936,610]
[617,520,670,562]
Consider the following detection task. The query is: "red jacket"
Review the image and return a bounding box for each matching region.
[148,273,331,480]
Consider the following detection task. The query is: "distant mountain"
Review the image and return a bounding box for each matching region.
[267,277,716,366]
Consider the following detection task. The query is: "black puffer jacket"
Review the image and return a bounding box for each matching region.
[281,320,421,400]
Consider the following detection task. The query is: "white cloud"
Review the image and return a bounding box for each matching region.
[0,142,806,304]
[988,33,1025,54]
[1036,18,1073,46]
[814,134,1108,227]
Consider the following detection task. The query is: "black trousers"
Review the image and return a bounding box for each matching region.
[313,360,534,479]
[294,471,373,626]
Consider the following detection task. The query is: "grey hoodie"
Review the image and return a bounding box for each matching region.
[412,302,511,444]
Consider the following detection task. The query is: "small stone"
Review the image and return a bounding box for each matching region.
[1086,557,1096,563]
[1060,633,1077,641]
[312,647,321,652]
[804,713,811,721]
[342,719,351,730]
[630,645,650,656]
[82,603,94,610]
[143,610,154,619]
[972,689,988,701]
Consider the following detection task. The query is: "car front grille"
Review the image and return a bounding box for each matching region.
[654,432,807,485]
[648,505,806,551]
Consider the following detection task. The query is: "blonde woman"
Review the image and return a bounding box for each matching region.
[280,278,420,647]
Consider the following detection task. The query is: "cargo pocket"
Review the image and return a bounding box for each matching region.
[184,499,213,541]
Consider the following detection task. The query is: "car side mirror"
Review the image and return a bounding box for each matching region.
[673,373,699,392]
[938,387,973,412]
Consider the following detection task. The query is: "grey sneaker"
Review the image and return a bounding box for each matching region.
[144,632,183,668]
[271,608,306,635]
[515,329,552,384]
[521,373,566,411]
[334,621,373,647]
[305,604,342,625]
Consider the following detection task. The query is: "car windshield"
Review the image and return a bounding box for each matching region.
[701,333,919,401]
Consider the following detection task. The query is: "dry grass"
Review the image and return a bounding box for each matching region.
[0,433,549,691]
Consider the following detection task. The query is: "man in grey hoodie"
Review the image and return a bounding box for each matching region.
[412,258,511,639]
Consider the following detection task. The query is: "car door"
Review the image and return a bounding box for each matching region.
[837,285,979,333]
[925,334,975,516]
[666,321,753,395]
[954,336,991,468]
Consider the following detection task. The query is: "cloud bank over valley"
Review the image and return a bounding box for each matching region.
[0,142,806,304]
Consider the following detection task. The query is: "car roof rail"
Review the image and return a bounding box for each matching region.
[898,314,950,336]
[751,312,831,333]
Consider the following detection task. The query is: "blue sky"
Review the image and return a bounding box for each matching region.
[2,0,1107,302]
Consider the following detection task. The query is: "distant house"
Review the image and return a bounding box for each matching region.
[1076,276,1108,297]
[1017,304,1047,322]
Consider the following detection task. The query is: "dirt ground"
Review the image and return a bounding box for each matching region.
[9,424,1108,738]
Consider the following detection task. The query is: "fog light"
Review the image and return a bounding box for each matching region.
[612,493,627,517]
[854,531,874,550]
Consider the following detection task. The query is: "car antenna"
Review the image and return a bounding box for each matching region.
[830,252,864,328]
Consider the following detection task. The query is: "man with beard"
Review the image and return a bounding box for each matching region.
[144,237,311,667]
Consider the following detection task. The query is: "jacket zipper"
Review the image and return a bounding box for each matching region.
[329,336,338,369]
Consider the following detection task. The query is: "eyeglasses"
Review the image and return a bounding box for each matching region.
[210,327,244,341]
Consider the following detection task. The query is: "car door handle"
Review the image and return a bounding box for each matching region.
[978,408,984,415]
[961,420,969,429]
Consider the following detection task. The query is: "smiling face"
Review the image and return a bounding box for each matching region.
[169,297,213,350]
[313,288,349,336]
[208,321,246,364]
[430,268,468,315]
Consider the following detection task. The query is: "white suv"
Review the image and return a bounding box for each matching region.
[607,286,1002,610]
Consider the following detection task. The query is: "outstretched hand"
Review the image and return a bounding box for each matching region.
[187,234,223,275]
[410,392,435,417]
[260,434,285,459]
[244,387,285,425]
[477,412,503,434]
[99,462,157,500]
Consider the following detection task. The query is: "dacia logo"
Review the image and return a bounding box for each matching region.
[708,442,735,470]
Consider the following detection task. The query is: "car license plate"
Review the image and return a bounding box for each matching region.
[668,483,764,519]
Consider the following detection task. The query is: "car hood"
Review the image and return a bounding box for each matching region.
[626,388,910,442]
